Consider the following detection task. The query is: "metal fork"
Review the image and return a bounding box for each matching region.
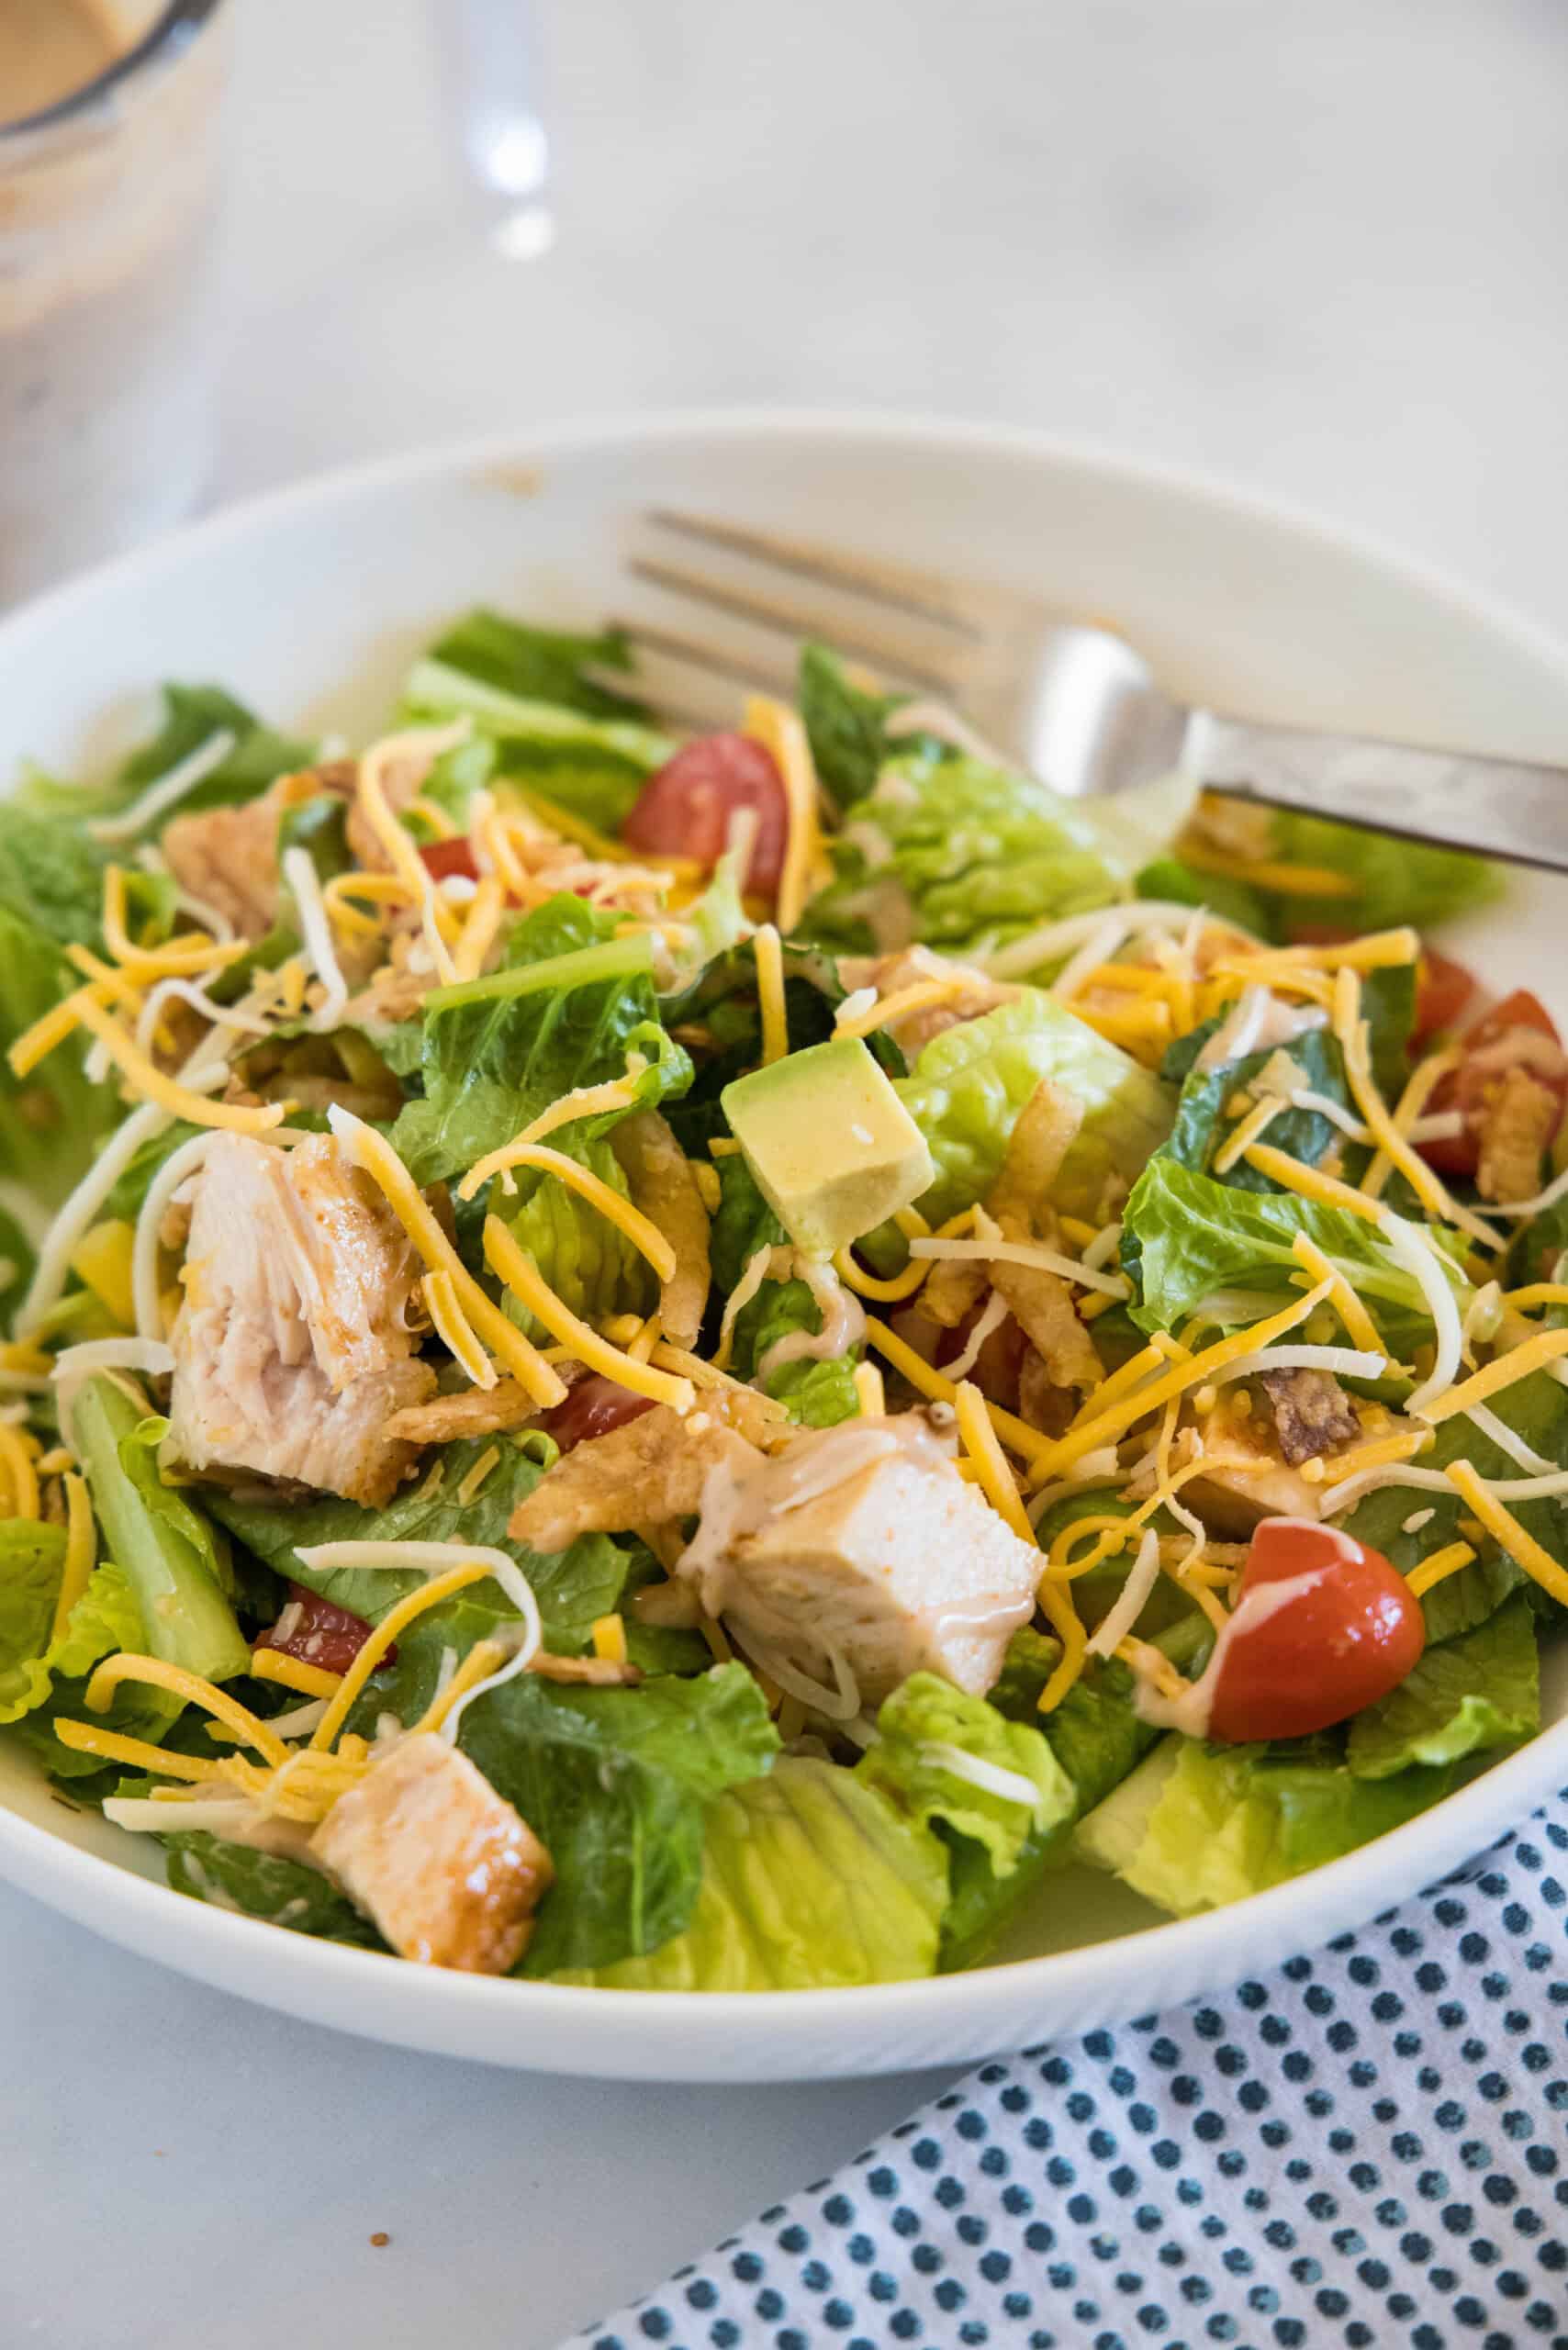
[607,510,1568,872]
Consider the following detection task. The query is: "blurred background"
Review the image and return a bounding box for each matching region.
[222,0,1568,632]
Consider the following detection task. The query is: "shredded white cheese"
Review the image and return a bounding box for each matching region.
[88,729,237,844]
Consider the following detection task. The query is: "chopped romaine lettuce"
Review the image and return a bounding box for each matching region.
[164,1833,387,1948]
[388,894,691,1187]
[804,749,1128,957]
[210,1434,630,1658]
[894,991,1174,1225]
[1339,1371,1568,1643]
[406,608,653,724]
[551,1757,947,1990]
[0,904,121,1212]
[457,1661,779,1975]
[1122,1155,1470,1349]
[707,1156,860,1424]
[1076,1732,1456,1915]
[1258,807,1498,936]
[497,1132,654,1339]
[14,682,309,833]
[1348,1595,1539,1777]
[69,1379,248,1685]
[858,1671,1075,1876]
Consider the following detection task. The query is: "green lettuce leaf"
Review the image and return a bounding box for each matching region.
[209,1432,630,1657]
[1123,1154,1470,1349]
[1076,1731,1456,1915]
[163,1832,387,1949]
[708,1156,860,1424]
[68,1378,248,1684]
[456,1661,779,1975]
[797,643,907,810]
[47,683,305,822]
[893,991,1174,1225]
[0,814,111,948]
[405,608,655,726]
[498,1133,654,1337]
[0,904,120,1213]
[804,749,1127,957]
[937,1616,1211,1970]
[6,1559,169,1782]
[0,1519,68,1723]
[1260,808,1499,936]
[1339,1370,1568,1642]
[1348,1595,1539,1777]
[858,1671,1075,1875]
[1135,854,1272,941]
[389,895,690,1186]
[551,1756,947,1990]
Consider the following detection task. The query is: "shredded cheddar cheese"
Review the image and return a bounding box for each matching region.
[85,1654,292,1767]
[326,1108,565,1406]
[308,1560,499,1751]
[1029,1278,1336,1483]
[835,976,970,1041]
[744,695,823,934]
[455,1141,676,1282]
[1242,1142,1383,1220]
[1415,1326,1568,1426]
[482,1215,694,1412]
[1406,1540,1476,1599]
[420,1270,498,1389]
[754,924,789,1065]
[69,997,287,1134]
[249,1649,344,1701]
[861,1315,1055,1471]
[1289,1230,1384,1354]
[48,1472,95,1644]
[53,1720,226,1780]
[1444,1460,1568,1610]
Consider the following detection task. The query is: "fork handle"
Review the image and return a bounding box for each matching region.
[1186,711,1568,876]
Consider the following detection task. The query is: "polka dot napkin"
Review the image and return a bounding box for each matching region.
[561,1791,1568,2350]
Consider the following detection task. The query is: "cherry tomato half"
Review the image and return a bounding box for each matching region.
[621,733,789,894]
[1419,989,1568,1179]
[417,835,481,885]
[1411,949,1477,1050]
[1205,1518,1425,1744]
[254,1581,386,1677]
[541,1373,657,1452]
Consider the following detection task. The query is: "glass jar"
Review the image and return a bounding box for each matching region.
[0,1,229,605]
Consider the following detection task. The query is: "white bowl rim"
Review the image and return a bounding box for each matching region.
[1,401,1565,2070]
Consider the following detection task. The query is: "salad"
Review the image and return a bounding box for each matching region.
[0,606,1560,1990]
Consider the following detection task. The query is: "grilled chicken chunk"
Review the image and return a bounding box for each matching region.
[508,1389,780,1551]
[674,1410,1041,1705]
[166,1133,436,1505]
[312,1733,553,1973]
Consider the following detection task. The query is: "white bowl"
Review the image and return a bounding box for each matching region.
[3,409,1566,2083]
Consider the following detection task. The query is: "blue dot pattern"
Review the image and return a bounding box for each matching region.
[559,1796,1568,2349]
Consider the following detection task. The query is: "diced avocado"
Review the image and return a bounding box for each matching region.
[722,1036,936,1259]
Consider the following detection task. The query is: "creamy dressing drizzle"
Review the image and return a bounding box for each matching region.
[756,1255,868,1381]
[1130,1519,1364,1737]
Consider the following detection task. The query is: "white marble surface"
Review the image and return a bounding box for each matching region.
[9,2,1568,2343]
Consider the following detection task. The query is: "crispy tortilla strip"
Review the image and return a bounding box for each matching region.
[610,1110,711,1348]
[983,1079,1100,1392]
[1017,1343,1078,1438]
[528,1651,643,1687]
[1476,1068,1560,1205]
[384,1368,585,1447]
[990,1078,1084,1228]
[508,1389,771,1552]
[915,1255,989,1330]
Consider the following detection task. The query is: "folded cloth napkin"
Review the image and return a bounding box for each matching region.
[561,1789,1568,2350]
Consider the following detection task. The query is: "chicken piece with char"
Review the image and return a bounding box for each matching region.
[165,1132,436,1506]
[312,1733,553,1973]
